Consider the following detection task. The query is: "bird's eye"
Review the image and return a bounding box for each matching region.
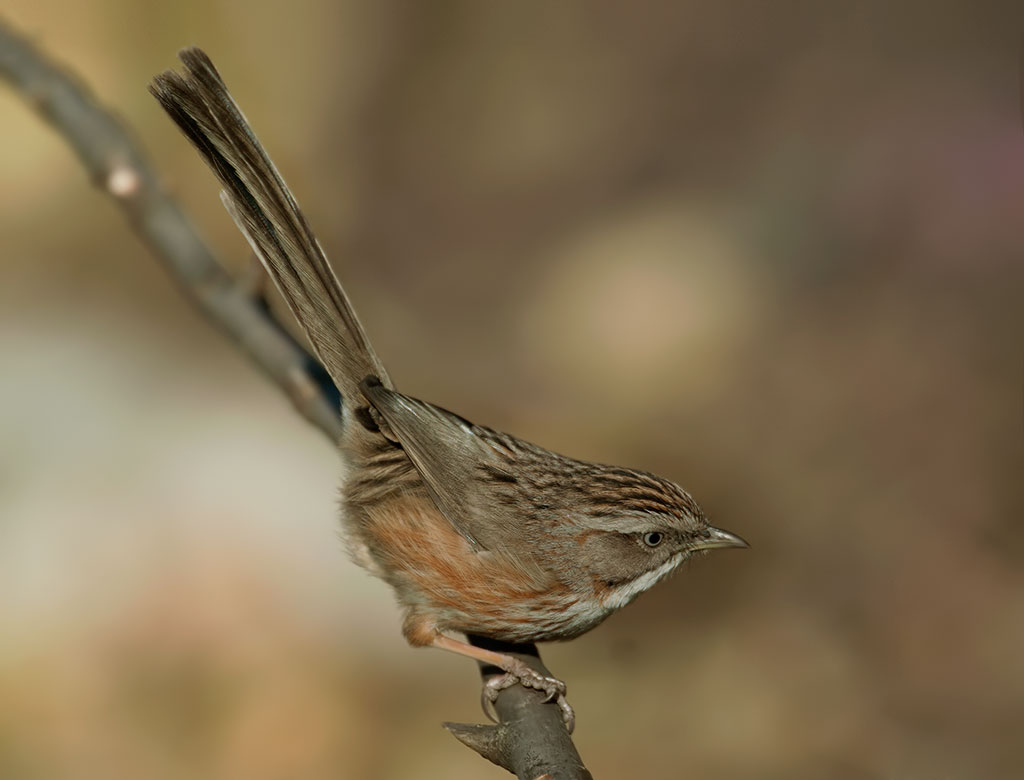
[642,531,664,548]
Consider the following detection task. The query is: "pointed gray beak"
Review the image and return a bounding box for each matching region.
[692,526,749,551]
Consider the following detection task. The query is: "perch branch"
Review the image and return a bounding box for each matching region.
[446,637,592,779]
[0,20,592,778]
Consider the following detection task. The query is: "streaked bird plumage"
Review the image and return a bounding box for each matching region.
[151,49,747,731]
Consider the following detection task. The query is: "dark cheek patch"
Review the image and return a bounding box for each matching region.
[578,533,648,586]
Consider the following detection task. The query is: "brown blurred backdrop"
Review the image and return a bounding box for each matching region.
[2,2,1022,778]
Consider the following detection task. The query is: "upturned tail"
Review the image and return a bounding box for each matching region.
[150,48,391,405]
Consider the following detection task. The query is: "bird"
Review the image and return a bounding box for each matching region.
[150,48,747,733]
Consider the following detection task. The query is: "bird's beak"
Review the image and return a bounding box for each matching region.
[692,526,749,551]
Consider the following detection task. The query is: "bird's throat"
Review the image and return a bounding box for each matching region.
[600,553,686,610]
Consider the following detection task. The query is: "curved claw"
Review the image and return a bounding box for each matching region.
[479,663,576,733]
[481,672,517,724]
[481,687,499,724]
[556,696,576,734]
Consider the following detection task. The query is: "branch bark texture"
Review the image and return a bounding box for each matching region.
[446,637,592,779]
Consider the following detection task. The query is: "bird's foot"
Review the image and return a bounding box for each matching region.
[481,657,575,733]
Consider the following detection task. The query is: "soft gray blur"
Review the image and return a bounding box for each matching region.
[2,2,1021,778]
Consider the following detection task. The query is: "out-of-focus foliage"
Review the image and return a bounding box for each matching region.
[1,2,1021,778]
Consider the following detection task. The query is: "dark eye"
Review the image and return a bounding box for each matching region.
[642,531,664,548]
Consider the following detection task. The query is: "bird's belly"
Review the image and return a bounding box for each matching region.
[345,490,608,644]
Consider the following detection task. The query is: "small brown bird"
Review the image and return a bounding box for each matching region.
[151,49,747,732]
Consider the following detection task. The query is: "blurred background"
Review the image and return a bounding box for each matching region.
[1,2,1022,778]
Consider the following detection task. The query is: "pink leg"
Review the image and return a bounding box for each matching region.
[430,633,575,733]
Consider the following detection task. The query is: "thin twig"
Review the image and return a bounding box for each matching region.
[0,20,592,778]
[0,21,341,440]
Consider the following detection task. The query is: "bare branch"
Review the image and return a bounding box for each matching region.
[446,637,593,779]
[0,21,592,777]
[0,20,342,441]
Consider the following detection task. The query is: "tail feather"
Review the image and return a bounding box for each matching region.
[150,48,391,404]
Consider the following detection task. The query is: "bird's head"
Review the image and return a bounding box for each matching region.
[574,467,747,610]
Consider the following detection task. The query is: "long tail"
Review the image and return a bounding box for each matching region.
[150,48,392,404]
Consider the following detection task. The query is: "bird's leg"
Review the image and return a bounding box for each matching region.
[430,633,575,732]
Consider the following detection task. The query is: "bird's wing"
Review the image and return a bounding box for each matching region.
[359,379,522,552]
